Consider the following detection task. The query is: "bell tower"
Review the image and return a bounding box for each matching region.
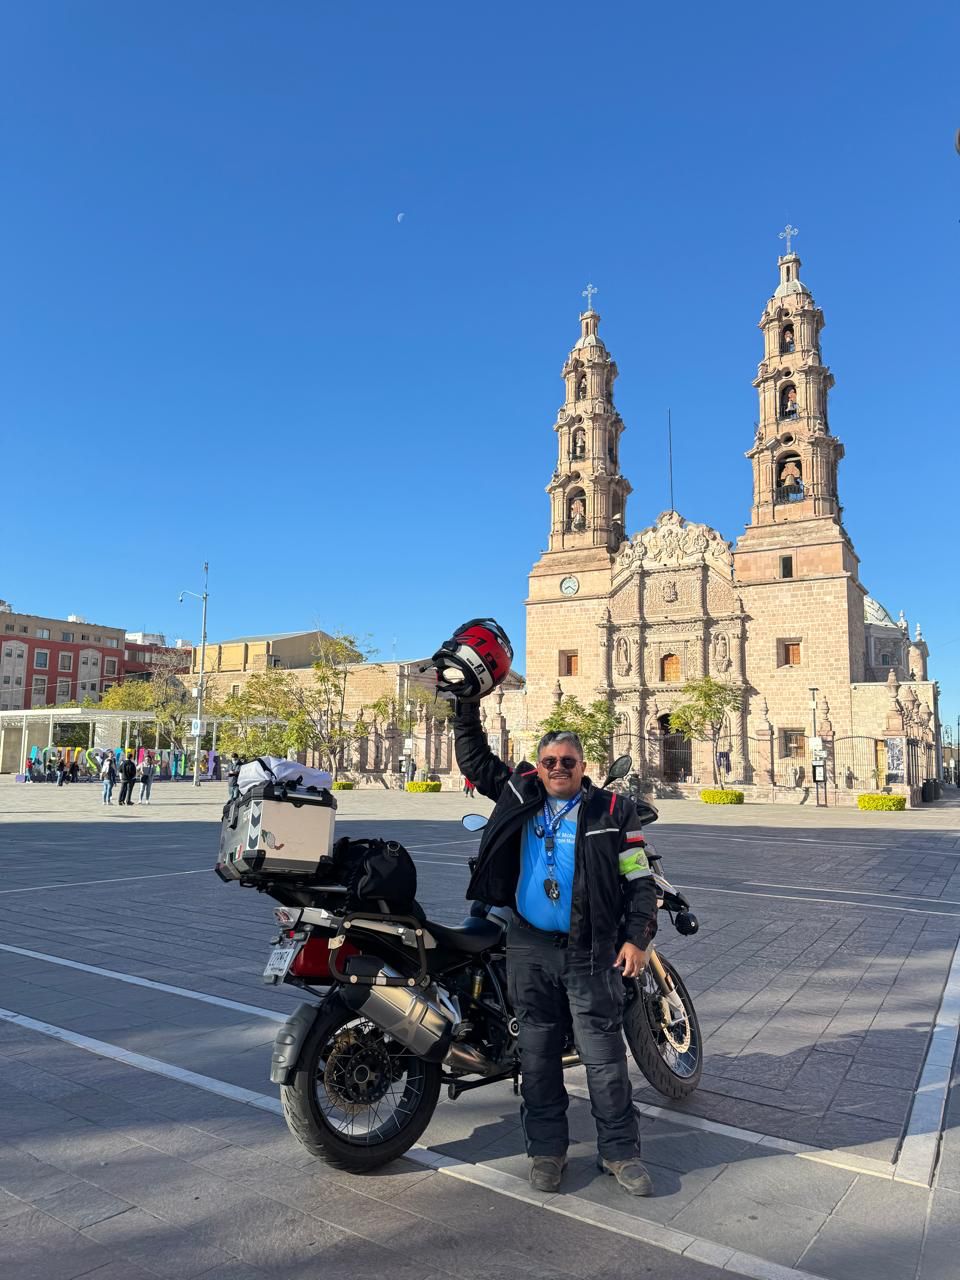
[526,291,633,728]
[545,295,631,555]
[735,237,867,738]
[735,245,858,584]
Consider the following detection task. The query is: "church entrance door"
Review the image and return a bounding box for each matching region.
[659,714,692,783]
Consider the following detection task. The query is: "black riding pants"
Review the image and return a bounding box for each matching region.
[506,919,639,1161]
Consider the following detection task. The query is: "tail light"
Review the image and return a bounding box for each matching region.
[290,935,357,980]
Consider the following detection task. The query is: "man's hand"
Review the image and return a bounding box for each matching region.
[614,943,648,979]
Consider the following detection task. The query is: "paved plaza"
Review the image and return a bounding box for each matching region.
[0,779,958,1280]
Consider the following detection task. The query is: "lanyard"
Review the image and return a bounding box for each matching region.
[536,795,580,867]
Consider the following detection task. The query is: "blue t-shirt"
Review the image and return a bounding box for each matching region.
[516,797,580,933]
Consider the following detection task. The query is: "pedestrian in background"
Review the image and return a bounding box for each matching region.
[55,754,67,787]
[138,754,155,805]
[100,754,117,805]
[69,757,79,784]
[227,753,241,801]
[118,751,137,806]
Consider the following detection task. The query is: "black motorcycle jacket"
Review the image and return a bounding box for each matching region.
[455,702,657,960]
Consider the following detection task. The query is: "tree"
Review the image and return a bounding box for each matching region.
[96,656,191,750]
[208,668,298,761]
[399,686,453,736]
[668,676,742,789]
[538,696,620,774]
[211,633,382,777]
[148,649,192,751]
[98,681,155,712]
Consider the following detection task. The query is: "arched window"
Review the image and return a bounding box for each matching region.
[567,489,587,532]
[660,653,681,683]
[577,375,588,401]
[780,384,798,418]
[775,453,804,503]
[781,325,795,354]
[571,426,586,460]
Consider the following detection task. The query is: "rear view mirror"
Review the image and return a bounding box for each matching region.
[461,813,488,832]
[602,754,632,788]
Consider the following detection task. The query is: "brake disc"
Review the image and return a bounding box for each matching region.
[657,996,692,1053]
[322,1030,394,1115]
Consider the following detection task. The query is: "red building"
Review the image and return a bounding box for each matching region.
[0,604,128,710]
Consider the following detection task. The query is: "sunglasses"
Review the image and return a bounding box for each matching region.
[538,756,581,771]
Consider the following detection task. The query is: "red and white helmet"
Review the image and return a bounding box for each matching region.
[429,619,513,701]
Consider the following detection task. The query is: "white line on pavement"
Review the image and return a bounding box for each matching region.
[0,1005,283,1115]
[746,881,960,907]
[0,1005,836,1280]
[0,939,905,1182]
[683,883,960,917]
[564,1085,897,1182]
[0,942,290,1022]
[671,833,957,856]
[0,869,210,894]
[894,931,960,1186]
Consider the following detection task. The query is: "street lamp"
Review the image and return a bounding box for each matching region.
[406,699,415,781]
[178,562,209,788]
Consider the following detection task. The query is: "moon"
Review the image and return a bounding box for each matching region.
[396,212,405,223]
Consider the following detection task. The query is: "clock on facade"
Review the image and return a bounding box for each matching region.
[560,576,580,596]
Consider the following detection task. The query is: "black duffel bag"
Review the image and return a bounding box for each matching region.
[331,837,418,913]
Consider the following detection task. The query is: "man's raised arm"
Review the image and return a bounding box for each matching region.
[452,700,511,802]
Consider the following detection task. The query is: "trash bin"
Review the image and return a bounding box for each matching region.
[921,779,934,803]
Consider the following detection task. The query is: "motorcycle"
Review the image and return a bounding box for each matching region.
[229,755,703,1173]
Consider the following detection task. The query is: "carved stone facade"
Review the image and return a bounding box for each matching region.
[522,259,941,801]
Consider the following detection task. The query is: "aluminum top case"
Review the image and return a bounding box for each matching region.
[216,761,337,881]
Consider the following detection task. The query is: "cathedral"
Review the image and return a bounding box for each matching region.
[522,249,941,804]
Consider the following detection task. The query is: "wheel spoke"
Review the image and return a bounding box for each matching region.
[311,1015,428,1145]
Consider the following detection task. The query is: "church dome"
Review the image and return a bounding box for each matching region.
[864,596,897,628]
[773,278,808,299]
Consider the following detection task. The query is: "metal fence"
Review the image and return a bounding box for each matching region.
[619,729,934,798]
[832,736,881,791]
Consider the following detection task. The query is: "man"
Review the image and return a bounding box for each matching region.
[226,752,242,801]
[138,753,155,805]
[100,753,117,805]
[118,751,138,806]
[455,706,657,1197]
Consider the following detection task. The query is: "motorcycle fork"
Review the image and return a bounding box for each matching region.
[647,948,686,1021]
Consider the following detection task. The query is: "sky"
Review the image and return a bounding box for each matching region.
[2,2,958,731]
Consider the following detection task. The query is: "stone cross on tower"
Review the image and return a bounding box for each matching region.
[581,283,598,311]
[778,224,799,255]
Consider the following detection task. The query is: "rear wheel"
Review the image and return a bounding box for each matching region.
[280,995,441,1172]
[622,956,702,1098]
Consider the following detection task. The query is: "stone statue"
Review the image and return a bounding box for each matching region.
[664,580,678,603]
[713,632,731,673]
[614,636,631,676]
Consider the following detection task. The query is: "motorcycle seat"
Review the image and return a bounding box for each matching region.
[427,917,503,954]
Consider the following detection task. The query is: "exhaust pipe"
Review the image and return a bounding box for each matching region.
[444,1042,501,1076]
[339,965,459,1063]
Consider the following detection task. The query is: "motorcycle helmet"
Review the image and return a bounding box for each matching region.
[428,618,513,701]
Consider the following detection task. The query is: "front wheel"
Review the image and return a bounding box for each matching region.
[280,995,441,1173]
[623,956,702,1098]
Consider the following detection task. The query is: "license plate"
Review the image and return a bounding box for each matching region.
[263,942,299,982]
